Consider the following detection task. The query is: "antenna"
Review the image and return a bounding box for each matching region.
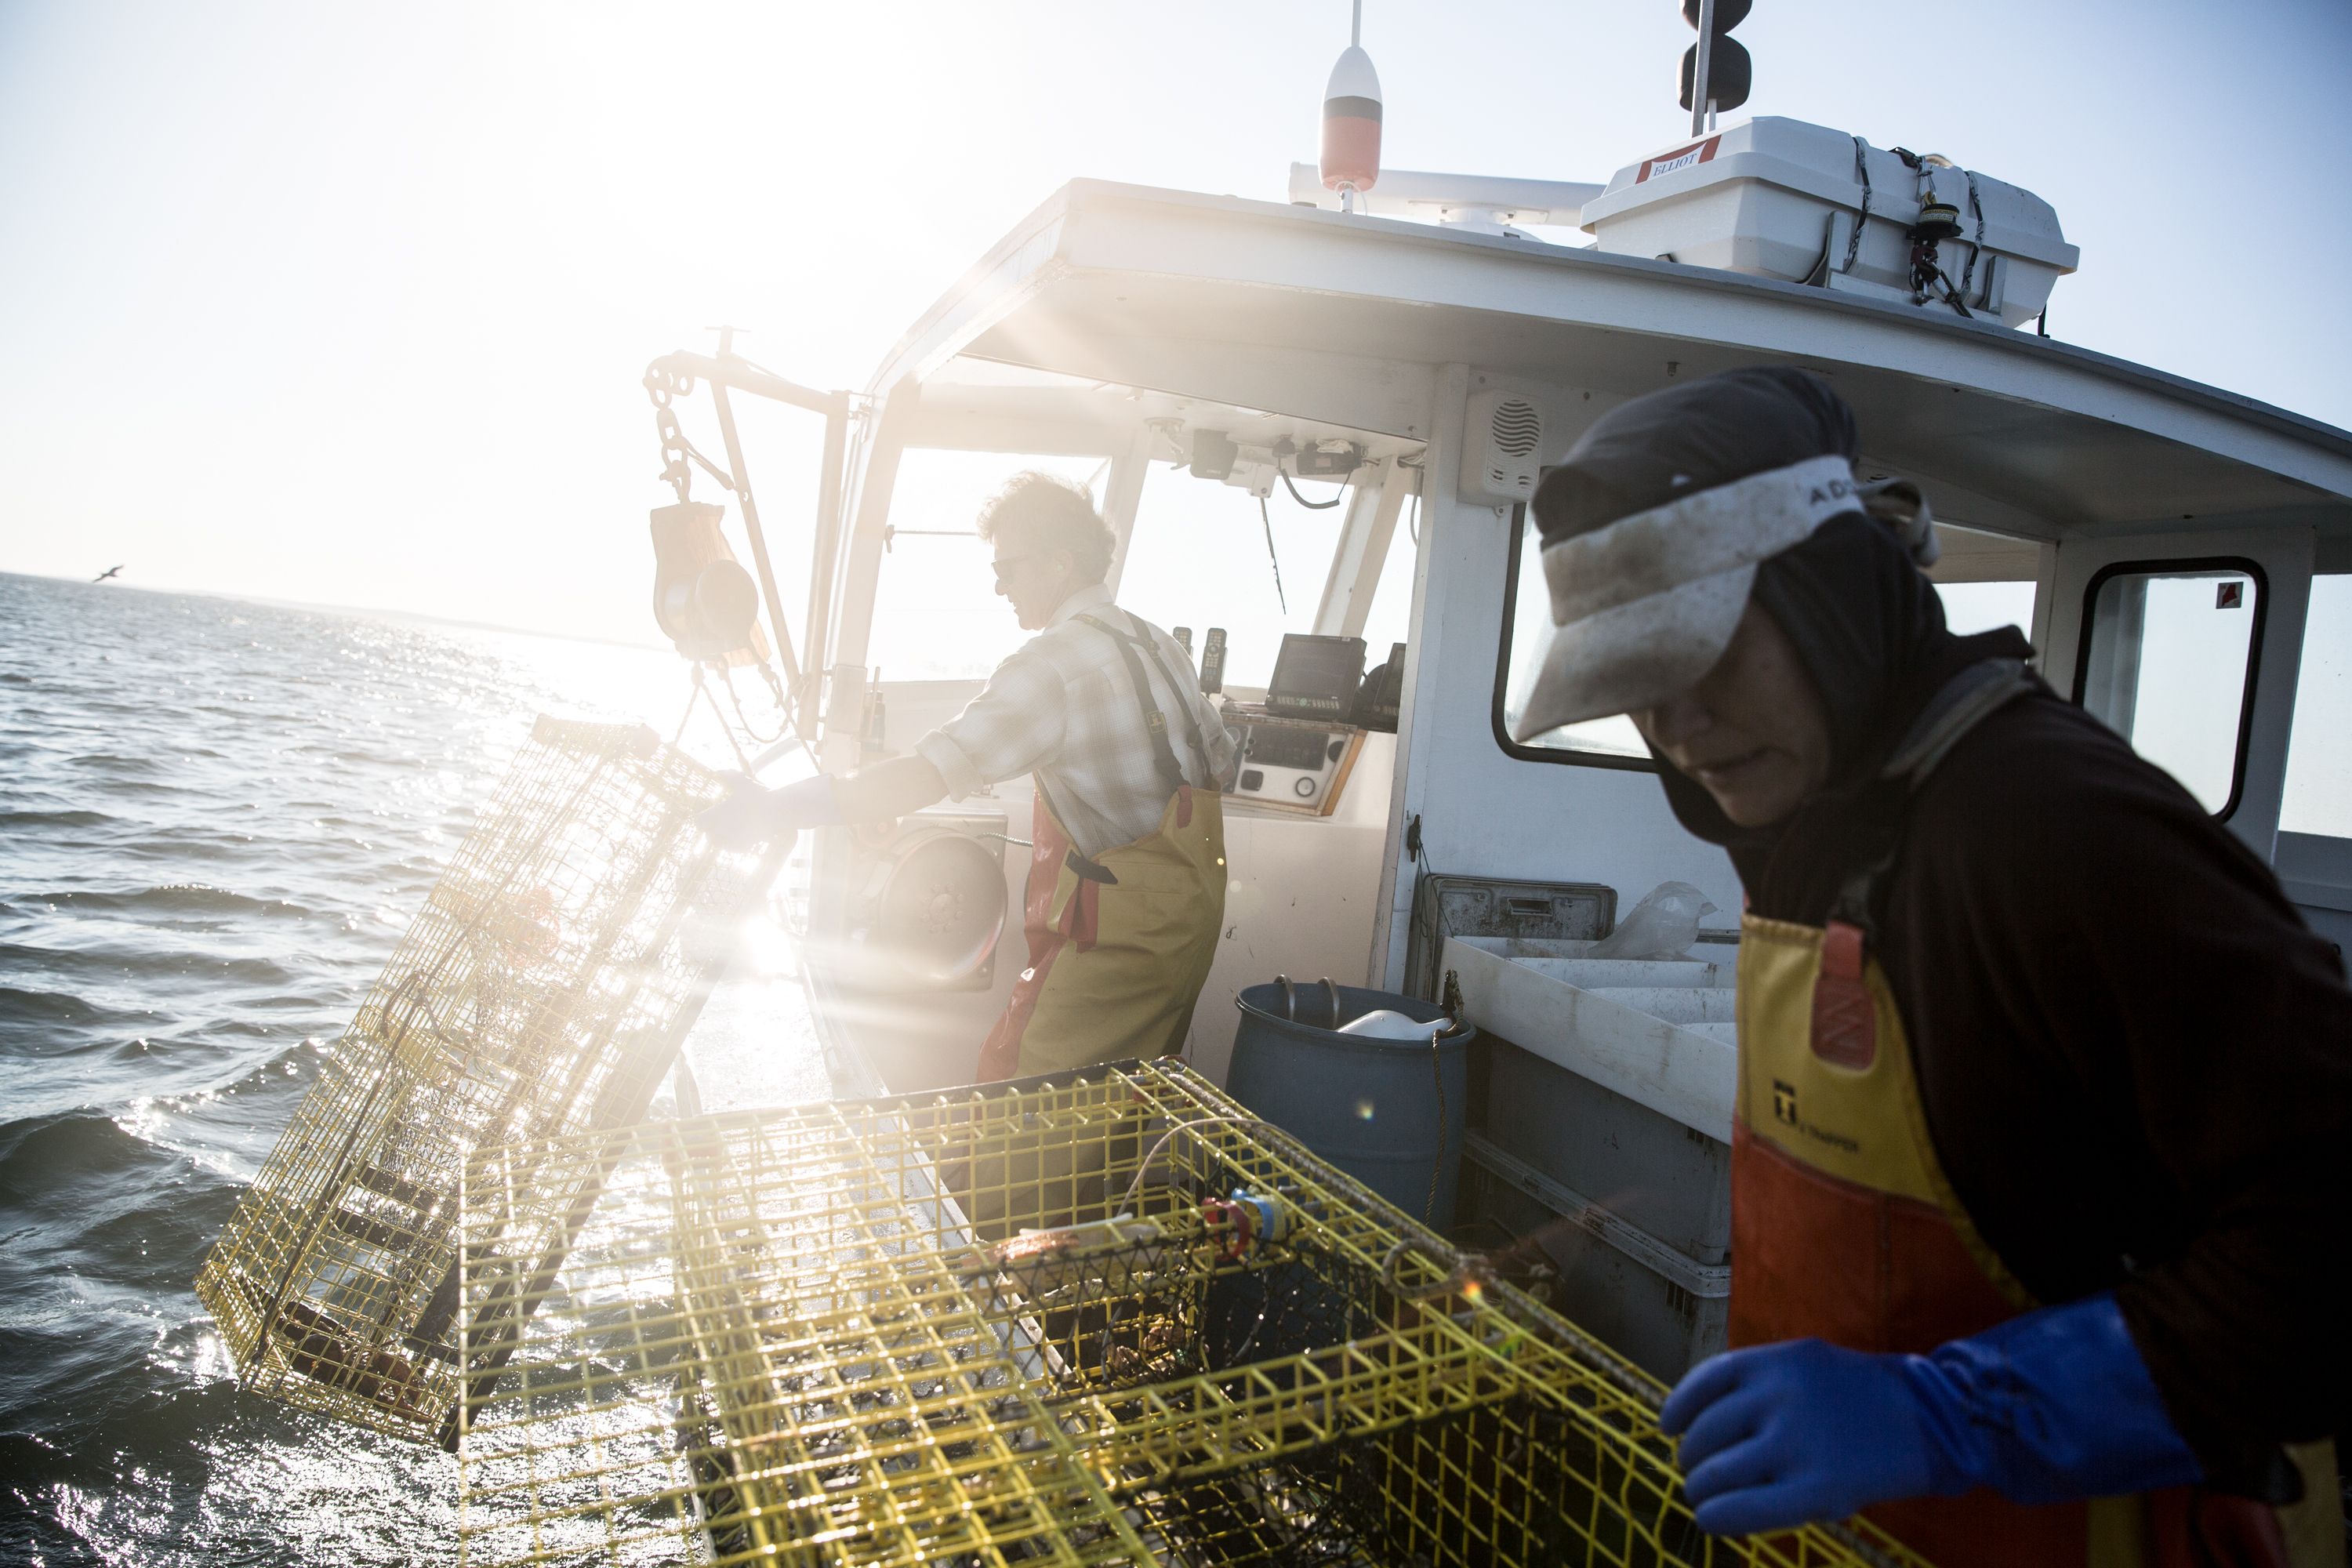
[1351,0,1361,47]
[1679,0,1752,134]
[1689,0,1714,136]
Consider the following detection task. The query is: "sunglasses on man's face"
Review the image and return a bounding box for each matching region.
[991,554,1041,586]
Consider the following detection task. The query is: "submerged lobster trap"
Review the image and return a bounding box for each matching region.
[195,715,778,1447]
[453,1060,1926,1568]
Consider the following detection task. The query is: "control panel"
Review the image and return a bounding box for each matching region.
[1220,708,1365,817]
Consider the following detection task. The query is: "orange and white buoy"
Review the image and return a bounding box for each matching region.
[1319,18,1381,211]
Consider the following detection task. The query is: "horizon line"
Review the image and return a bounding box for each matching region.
[0,568,674,656]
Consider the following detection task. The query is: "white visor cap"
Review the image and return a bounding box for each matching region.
[1510,454,1864,742]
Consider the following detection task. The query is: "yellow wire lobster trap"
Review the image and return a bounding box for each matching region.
[195,715,777,1447]
[454,1059,1928,1568]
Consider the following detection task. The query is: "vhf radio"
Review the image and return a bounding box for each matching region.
[1198,627,1227,695]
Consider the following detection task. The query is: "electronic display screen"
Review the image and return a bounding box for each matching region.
[1269,634,1367,702]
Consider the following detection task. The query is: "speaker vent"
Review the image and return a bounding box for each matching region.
[1461,389,1544,506]
[1488,397,1541,457]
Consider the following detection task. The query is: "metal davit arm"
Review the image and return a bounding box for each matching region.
[645,349,837,419]
[644,339,854,754]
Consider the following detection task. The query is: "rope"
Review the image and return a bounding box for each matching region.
[1422,1025,1447,1225]
[1844,136,1873,275]
[1958,169,1987,306]
[690,665,757,773]
[1115,1115,1287,1217]
[720,663,789,747]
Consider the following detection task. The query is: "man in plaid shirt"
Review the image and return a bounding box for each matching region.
[707,473,1235,1080]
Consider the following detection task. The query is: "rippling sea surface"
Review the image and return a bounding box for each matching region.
[0,572,822,1564]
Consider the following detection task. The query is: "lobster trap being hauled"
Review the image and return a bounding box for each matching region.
[194,715,777,1447]
[454,1059,1926,1568]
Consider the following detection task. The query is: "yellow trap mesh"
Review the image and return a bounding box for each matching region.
[195,714,774,1446]
[454,1061,1929,1568]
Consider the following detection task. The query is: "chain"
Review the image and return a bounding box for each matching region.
[645,365,697,504]
[645,364,746,503]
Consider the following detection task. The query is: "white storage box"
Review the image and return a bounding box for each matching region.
[1444,935,1737,1141]
[1580,116,2079,329]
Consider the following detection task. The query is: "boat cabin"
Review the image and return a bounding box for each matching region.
[658,157,2352,1381]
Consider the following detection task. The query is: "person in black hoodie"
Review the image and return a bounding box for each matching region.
[1512,366,2349,1566]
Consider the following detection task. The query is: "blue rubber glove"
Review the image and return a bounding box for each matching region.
[1659,1293,2204,1537]
[696,772,839,851]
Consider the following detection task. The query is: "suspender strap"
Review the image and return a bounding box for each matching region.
[1813,659,2037,1066]
[1045,612,1218,886]
[1883,658,2037,789]
[1830,658,2038,933]
[1134,633,1225,781]
[1076,612,1205,793]
[1134,626,1224,778]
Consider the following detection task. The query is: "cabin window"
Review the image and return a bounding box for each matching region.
[1935,579,2038,641]
[1116,467,1352,691]
[2282,573,2351,838]
[1493,504,1653,767]
[865,449,1108,681]
[2074,559,2265,818]
[1356,486,1419,663]
[1926,523,2043,636]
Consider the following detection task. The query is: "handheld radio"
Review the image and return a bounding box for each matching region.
[1200,628,1227,695]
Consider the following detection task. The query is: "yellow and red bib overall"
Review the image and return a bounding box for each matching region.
[976,615,1227,1082]
[1733,909,2339,1566]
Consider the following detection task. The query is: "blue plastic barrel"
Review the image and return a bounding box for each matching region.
[1225,982,1472,1231]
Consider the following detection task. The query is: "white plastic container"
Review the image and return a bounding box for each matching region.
[1580,116,2079,329]
[1443,935,1736,1141]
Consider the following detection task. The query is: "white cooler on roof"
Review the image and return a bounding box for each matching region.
[1580,116,2079,330]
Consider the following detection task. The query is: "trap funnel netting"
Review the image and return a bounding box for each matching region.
[194,715,775,1446]
[454,1060,1927,1568]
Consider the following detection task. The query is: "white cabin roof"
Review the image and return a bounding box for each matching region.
[869,180,2352,567]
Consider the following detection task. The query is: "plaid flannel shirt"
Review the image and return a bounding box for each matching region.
[915,583,1238,860]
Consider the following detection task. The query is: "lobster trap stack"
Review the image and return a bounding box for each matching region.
[194,715,775,1446]
[453,1060,1926,1568]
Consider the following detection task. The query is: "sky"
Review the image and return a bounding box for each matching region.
[2,0,2349,648]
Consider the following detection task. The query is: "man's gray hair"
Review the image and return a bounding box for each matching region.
[976,471,1115,585]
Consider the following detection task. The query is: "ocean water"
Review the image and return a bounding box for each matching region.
[0,572,822,1564]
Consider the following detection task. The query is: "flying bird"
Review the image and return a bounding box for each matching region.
[92,564,123,583]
